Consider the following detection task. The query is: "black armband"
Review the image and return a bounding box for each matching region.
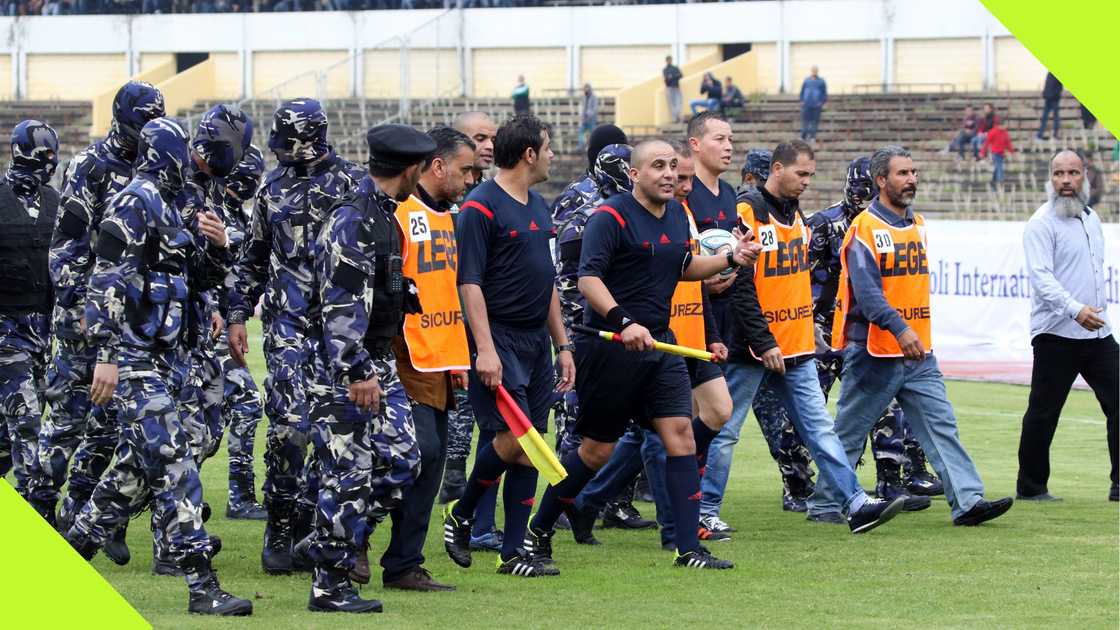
[725,250,741,269]
[331,260,366,294]
[607,305,635,331]
[94,221,129,263]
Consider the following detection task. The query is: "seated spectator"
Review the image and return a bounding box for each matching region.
[949,105,979,159]
[970,102,999,161]
[721,76,744,112]
[981,119,1013,189]
[690,72,722,117]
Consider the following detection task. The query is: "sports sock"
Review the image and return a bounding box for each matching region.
[452,442,509,521]
[529,449,597,532]
[692,416,719,475]
[500,464,538,561]
[665,455,702,554]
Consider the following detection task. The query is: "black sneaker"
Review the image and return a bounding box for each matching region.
[102,525,131,566]
[522,527,556,568]
[442,500,473,568]
[848,496,906,534]
[496,552,559,577]
[188,575,253,616]
[674,548,734,570]
[602,500,656,530]
[308,583,382,614]
[226,500,268,520]
[567,505,601,545]
[953,497,1014,526]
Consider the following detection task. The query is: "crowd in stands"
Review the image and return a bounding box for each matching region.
[3,0,697,16]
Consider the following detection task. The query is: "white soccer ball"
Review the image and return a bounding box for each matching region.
[698,228,736,278]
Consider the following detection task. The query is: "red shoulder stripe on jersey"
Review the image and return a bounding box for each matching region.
[461,200,493,219]
[596,205,626,227]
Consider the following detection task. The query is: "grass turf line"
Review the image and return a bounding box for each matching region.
[61,321,1120,628]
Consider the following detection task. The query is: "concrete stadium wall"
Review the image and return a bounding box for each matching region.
[0,0,1045,102]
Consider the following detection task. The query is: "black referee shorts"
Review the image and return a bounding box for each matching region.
[573,329,692,443]
[687,357,724,388]
[468,322,554,434]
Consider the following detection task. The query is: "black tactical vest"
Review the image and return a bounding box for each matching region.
[0,182,59,315]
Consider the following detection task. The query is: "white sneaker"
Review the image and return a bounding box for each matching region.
[699,515,735,533]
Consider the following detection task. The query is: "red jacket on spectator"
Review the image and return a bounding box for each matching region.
[982,125,1013,157]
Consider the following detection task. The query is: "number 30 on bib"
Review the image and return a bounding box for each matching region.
[871,229,894,253]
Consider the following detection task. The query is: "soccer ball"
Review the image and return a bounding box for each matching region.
[698,228,736,278]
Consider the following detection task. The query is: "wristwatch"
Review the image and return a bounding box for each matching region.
[556,343,575,353]
[725,250,741,269]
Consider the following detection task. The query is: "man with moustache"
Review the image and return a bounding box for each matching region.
[1018,149,1118,502]
[825,145,1013,526]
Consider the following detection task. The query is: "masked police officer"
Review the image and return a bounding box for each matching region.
[305,124,431,613]
[0,120,60,502]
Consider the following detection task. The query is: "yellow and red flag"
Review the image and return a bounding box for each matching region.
[495,385,568,485]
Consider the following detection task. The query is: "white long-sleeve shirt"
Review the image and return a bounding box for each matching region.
[1023,201,1112,340]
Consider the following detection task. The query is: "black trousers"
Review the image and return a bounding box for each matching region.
[1017,334,1119,496]
[380,402,448,582]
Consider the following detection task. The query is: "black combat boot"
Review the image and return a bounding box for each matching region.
[102,523,131,566]
[875,459,930,512]
[308,568,383,614]
[438,462,466,505]
[262,500,295,575]
[904,447,945,496]
[185,555,253,616]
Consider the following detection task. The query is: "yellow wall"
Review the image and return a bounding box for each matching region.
[686,44,720,63]
[658,50,758,126]
[211,52,242,99]
[253,50,350,98]
[140,53,174,74]
[753,42,778,94]
[993,36,1047,91]
[894,37,982,91]
[471,47,566,97]
[90,58,177,136]
[580,45,671,94]
[364,48,460,100]
[0,55,12,100]
[28,53,128,100]
[614,51,719,130]
[157,58,217,119]
[789,40,880,94]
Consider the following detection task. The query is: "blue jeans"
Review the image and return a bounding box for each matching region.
[574,424,674,544]
[705,360,868,518]
[813,345,985,519]
[991,153,1005,185]
[800,105,822,139]
[690,98,719,115]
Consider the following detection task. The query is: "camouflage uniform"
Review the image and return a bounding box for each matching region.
[550,144,632,458]
[228,99,365,565]
[806,157,939,493]
[311,174,420,598]
[65,118,228,594]
[220,145,266,508]
[0,121,60,500]
[29,82,166,527]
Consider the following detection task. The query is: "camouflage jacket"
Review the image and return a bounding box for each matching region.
[551,174,608,329]
[175,166,235,349]
[229,152,365,339]
[49,139,136,340]
[806,200,860,334]
[85,174,227,369]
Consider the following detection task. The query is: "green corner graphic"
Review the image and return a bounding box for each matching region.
[0,480,148,628]
[983,0,1120,133]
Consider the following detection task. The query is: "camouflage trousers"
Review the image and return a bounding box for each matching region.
[0,351,47,498]
[309,357,419,594]
[262,330,325,511]
[445,388,474,466]
[750,380,817,493]
[179,346,224,469]
[70,368,214,590]
[218,333,263,504]
[553,388,581,459]
[30,336,120,521]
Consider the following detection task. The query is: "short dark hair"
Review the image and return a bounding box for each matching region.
[687,111,727,141]
[425,126,475,169]
[870,145,911,180]
[667,138,691,158]
[493,114,551,169]
[771,140,814,168]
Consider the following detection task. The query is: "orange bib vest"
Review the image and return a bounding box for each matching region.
[395,195,470,372]
[668,202,705,349]
[739,201,815,359]
[831,211,932,357]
